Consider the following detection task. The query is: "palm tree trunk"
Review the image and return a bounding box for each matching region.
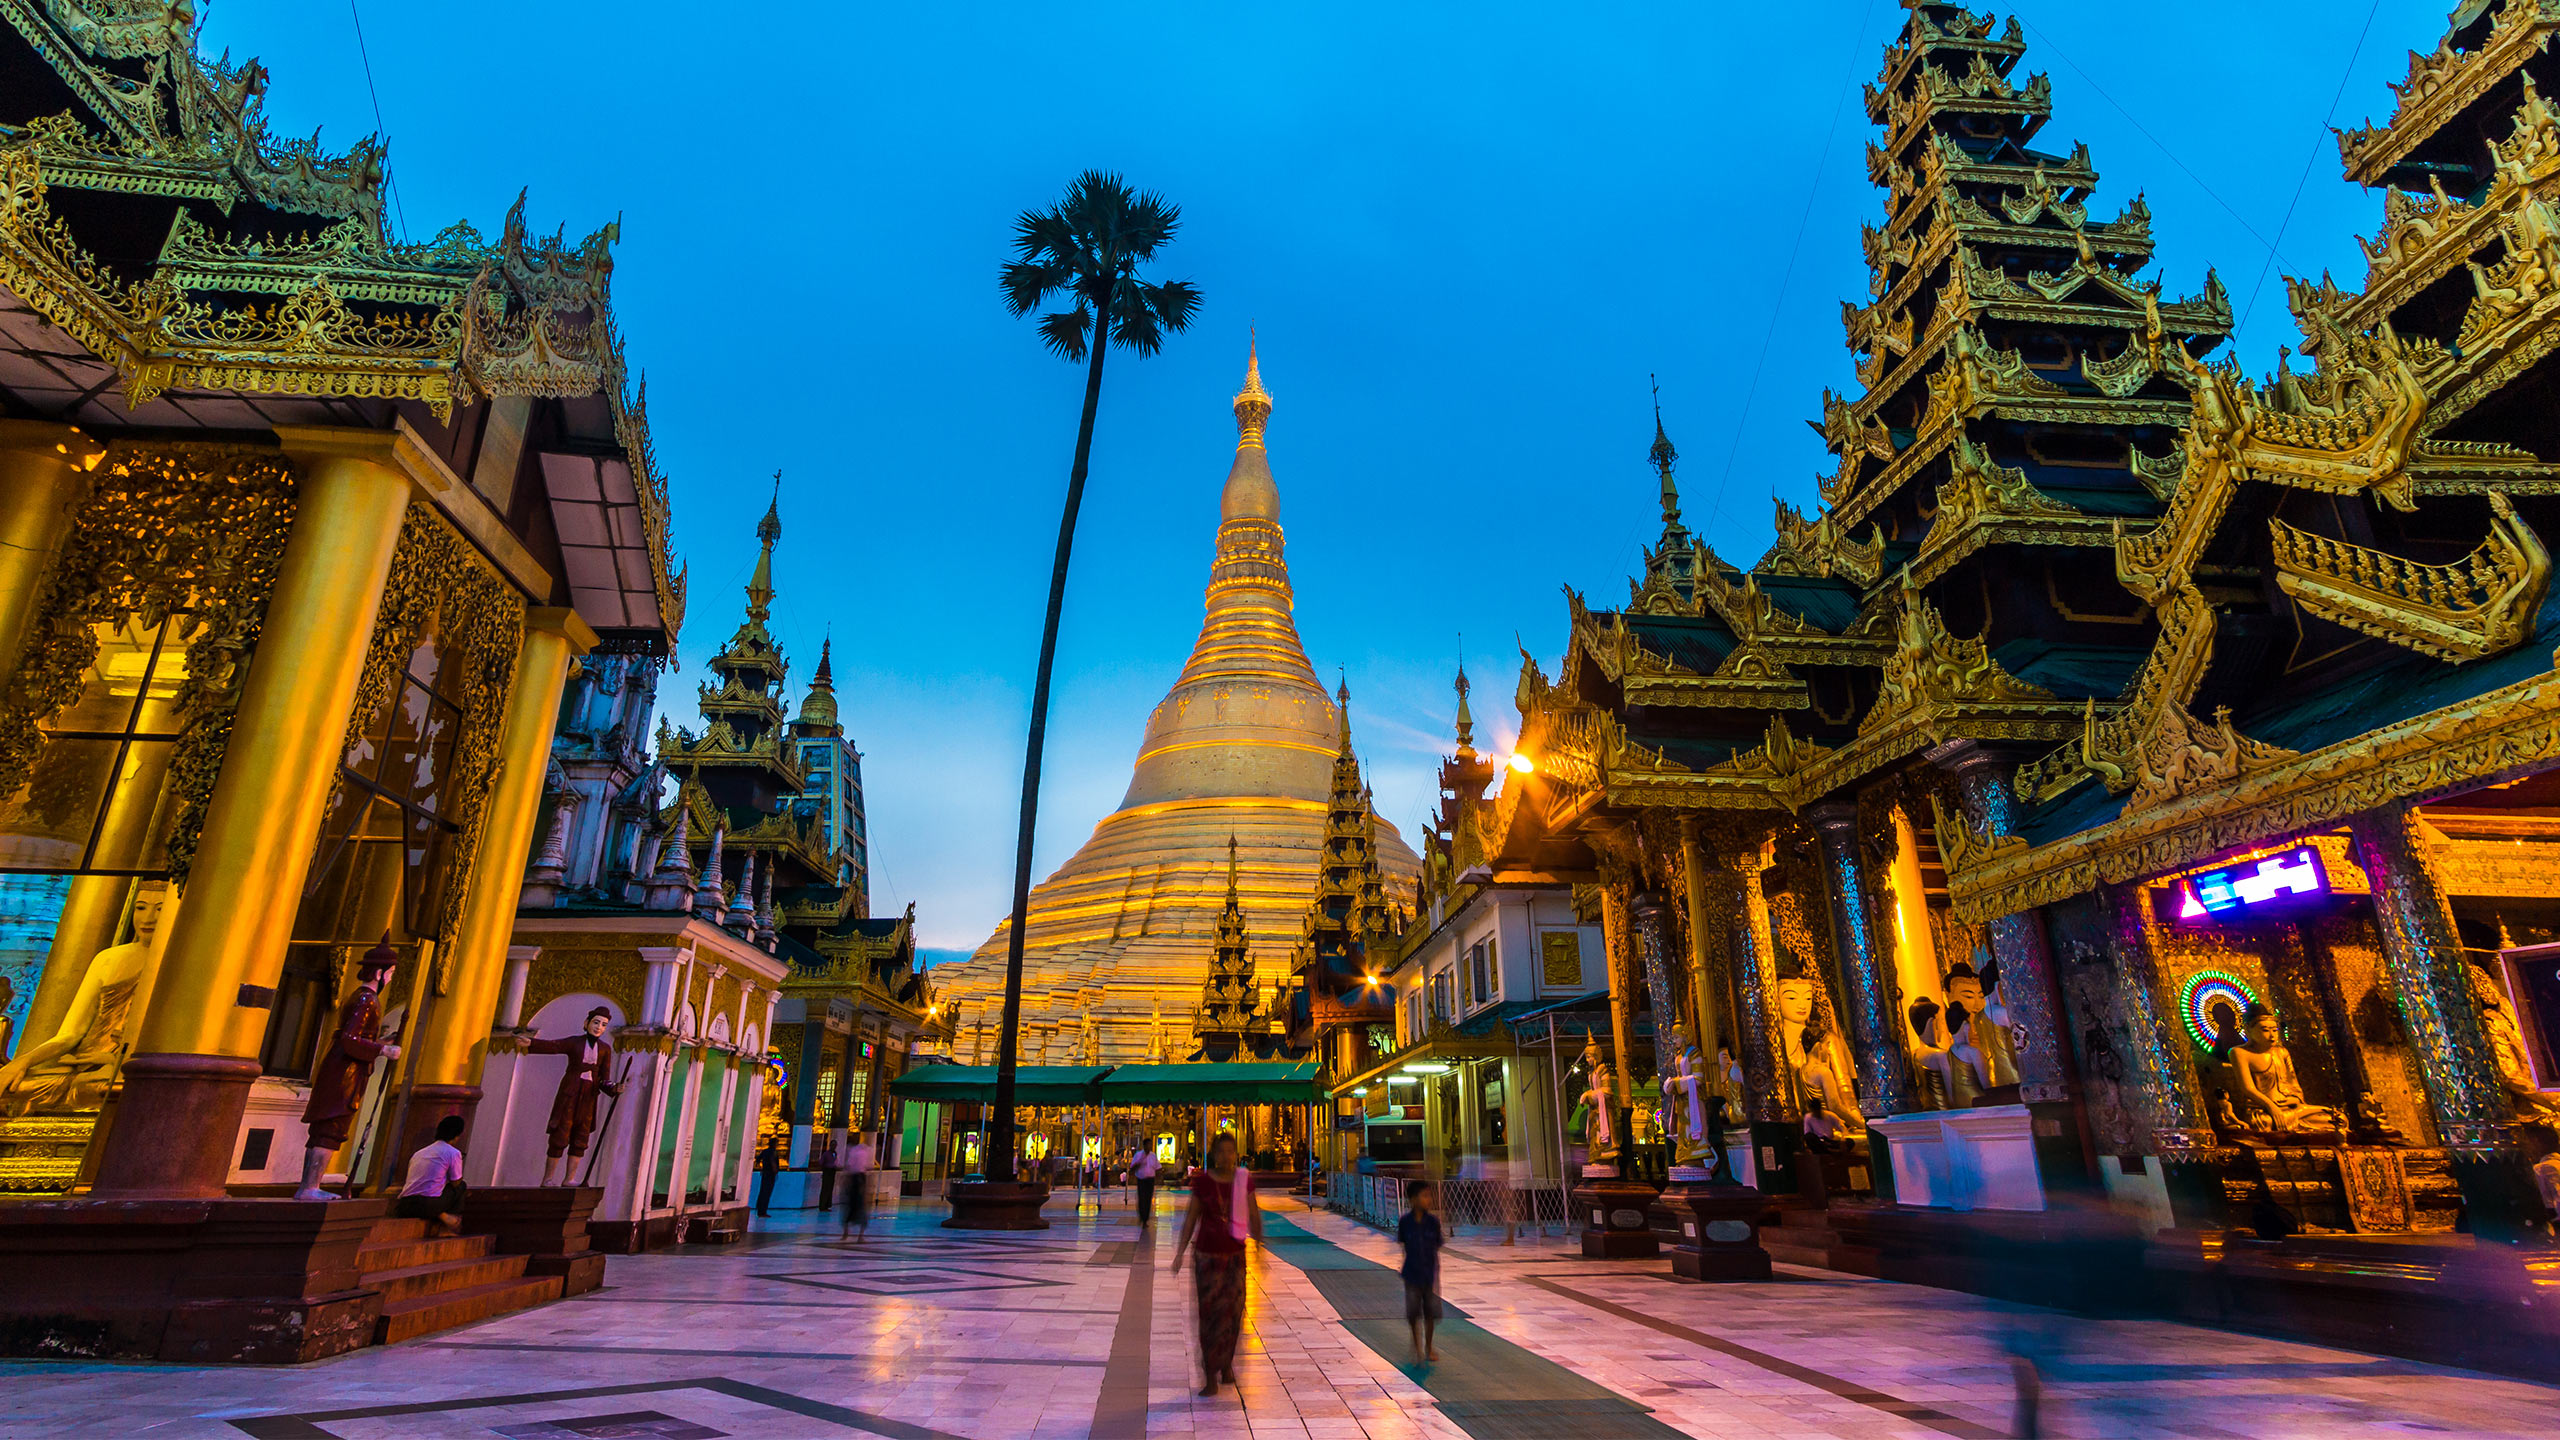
[990,278,1117,1183]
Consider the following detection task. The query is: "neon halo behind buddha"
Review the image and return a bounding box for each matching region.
[933,349,1420,1063]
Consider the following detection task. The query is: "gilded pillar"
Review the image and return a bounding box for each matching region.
[2096,880,2221,1227]
[0,421,104,685]
[1808,802,1913,1119]
[2345,803,2534,1238]
[91,443,412,1200]
[1597,883,1640,1094]
[411,608,596,1092]
[1940,744,2075,1102]
[1726,838,1786,1124]
[1677,818,1730,1073]
[1629,889,1681,1065]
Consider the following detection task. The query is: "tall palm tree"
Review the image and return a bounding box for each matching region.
[988,171,1198,1184]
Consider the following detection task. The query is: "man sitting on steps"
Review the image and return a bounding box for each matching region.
[397,1114,470,1236]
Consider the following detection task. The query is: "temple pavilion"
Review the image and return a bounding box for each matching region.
[1470,0,2560,1368]
[0,0,686,1358]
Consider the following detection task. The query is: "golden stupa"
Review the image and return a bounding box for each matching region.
[935,348,1421,1063]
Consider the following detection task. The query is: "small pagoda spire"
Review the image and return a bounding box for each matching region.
[727,850,757,930]
[746,473,782,627]
[754,857,777,949]
[1453,662,1475,754]
[695,824,728,918]
[1650,375,1682,531]
[794,634,840,731]
[644,805,694,910]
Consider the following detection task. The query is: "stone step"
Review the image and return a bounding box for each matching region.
[357,1232,493,1273]
[373,1274,566,1346]
[362,1251,531,1305]
[365,1215,430,1247]
[1760,1222,1881,1277]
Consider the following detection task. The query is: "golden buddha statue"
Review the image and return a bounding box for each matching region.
[2219,1004,2344,1139]
[1776,976,1864,1135]
[2471,966,2560,1131]
[0,885,166,1119]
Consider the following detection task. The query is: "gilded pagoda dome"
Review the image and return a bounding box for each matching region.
[930,347,1421,1064]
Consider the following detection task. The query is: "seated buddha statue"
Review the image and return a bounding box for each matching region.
[2471,965,2560,1132]
[2222,1004,2345,1140]
[0,885,166,1119]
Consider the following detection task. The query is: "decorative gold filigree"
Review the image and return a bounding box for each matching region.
[0,442,297,888]
[2115,298,2429,605]
[1862,573,2053,735]
[2123,704,2298,815]
[331,504,527,952]
[2337,0,2560,186]
[2269,491,2551,662]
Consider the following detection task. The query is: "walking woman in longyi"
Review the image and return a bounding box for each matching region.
[1170,1132,1261,1396]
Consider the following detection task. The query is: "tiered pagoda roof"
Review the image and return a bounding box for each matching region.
[1949,0,2560,919]
[1486,1,2249,873]
[654,495,900,994]
[1192,838,1285,1060]
[1287,686,1406,1043]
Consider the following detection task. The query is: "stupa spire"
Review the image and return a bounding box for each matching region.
[1123,346,1330,810]
[1221,341,1279,522]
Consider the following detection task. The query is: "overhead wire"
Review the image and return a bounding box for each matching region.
[1705,0,1881,542]
[2015,12,2300,272]
[347,1,410,242]
[2237,0,2387,331]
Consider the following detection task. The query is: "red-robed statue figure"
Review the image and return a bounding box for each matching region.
[295,938,402,1201]
[530,1006,623,1186]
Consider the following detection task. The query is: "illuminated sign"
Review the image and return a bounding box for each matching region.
[2157,846,2328,922]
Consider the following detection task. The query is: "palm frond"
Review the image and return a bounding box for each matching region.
[1000,258,1072,318]
[1038,305,1093,362]
[1004,171,1198,365]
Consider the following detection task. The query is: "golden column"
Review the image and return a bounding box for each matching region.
[404,607,596,1133]
[90,433,415,1200]
[1677,818,1728,1077]
[0,421,104,685]
[1598,882,1639,1107]
[1727,836,1786,1124]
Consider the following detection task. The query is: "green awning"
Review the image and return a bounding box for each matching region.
[886,1065,1110,1105]
[1097,1062,1326,1105]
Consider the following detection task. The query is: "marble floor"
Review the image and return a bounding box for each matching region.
[6,1190,2560,1438]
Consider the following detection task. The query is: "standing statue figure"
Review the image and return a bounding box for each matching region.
[529,1006,624,1186]
[0,884,169,1118]
[1574,1037,1618,1162]
[1658,1024,1712,1162]
[1776,976,1865,1136]
[295,938,402,1201]
[2217,1004,2344,1138]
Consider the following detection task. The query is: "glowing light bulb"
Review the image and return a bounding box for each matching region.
[1508,753,1535,774]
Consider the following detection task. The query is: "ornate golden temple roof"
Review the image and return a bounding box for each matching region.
[931,347,1420,1064]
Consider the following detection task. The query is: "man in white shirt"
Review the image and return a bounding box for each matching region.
[396,1114,469,1235]
[1132,1144,1160,1227]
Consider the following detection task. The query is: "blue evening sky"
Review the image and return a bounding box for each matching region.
[201,1,2441,951]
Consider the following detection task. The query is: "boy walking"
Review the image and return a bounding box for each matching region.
[1397,1181,1445,1363]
